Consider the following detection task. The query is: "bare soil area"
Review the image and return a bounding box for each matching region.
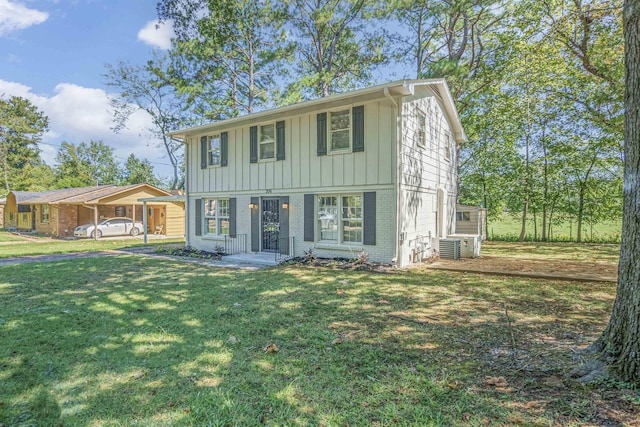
[429,255,618,282]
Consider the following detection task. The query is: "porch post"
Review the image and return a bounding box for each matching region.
[93,205,98,240]
[142,201,148,244]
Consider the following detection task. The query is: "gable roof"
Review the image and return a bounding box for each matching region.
[11,184,171,205]
[168,79,467,143]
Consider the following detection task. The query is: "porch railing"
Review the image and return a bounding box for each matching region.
[224,234,247,255]
[275,236,294,262]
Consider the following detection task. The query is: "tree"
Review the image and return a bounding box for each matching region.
[0,96,48,194]
[13,162,56,192]
[105,53,186,190]
[595,0,640,384]
[283,0,386,99]
[157,0,288,117]
[54,141,120,188]
[121,154,161,187]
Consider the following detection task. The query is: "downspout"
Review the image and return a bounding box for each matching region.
[384,87,402,267]
[182,137,190,246]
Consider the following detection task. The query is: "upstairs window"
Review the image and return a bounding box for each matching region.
[209,134,221,166]
[417,109,426,147]
[443,130,451,161]
[330,110,351,151]
[259,124,275,160]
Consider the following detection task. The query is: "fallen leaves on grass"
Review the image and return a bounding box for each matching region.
[263,343,279,353]
[332,337,343,345]
[485,376,509,388]
[447,380,464,389]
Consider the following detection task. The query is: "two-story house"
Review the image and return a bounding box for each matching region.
[169,79,466,267]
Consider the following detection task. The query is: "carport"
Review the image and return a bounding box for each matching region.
[137,194,186,243]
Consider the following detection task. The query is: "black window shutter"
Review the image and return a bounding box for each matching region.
[276,120,285,161]
[304,194,315,242]
[250,126,258,163]
[352,105,365,152]
[221,132,228,167]
[363,192,376,245]
[195,198,202,236]
[250,197,260,251]
[200,137,208,169]
[229,197,236,237]
[317,112,327,156]
[279,196,289,254]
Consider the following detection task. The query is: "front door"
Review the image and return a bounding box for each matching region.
[262,198,280,252]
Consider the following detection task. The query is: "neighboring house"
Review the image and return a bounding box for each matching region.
[0,198,5,228]
[4,184,185,238]
[455,204,487,240]
[170,79,466,267]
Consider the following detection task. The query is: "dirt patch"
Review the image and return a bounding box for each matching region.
[427,255,617,282]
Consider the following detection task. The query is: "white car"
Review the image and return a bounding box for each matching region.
[74,217,144,239]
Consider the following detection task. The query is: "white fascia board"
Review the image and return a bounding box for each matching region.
[168,80,419,141]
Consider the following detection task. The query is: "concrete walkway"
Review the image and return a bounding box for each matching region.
[0,247,279,270]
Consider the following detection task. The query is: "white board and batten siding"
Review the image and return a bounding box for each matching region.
[186,100,396,195]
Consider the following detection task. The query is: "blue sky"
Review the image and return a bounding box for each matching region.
[0,0,176,178]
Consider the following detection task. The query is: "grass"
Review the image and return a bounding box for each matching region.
[488,213,622,243]
[0,230,185,258]
[1,254,637,426]
[482,241,620,264]
[0,230,31,242]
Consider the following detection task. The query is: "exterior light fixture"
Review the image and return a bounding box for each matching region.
[282,203,289,209]
[249,203,257,209]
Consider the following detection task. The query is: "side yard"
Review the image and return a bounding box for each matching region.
[0,230,185,258]
[0,254,637,426]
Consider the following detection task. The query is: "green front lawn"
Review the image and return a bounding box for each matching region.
[0,229,32,242]
[0,233,185,258]
[1,256,636,426]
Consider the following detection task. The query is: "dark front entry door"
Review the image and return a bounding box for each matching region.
[262,198,280,252]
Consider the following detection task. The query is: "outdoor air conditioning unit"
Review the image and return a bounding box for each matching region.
[447,234,482,258]
[439,238,461,260]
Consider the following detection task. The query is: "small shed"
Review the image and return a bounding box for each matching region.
[455,204,487,240]
[4,184,185,238]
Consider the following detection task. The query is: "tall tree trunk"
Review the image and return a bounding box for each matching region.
[519,133,531,242]
[482,172,489,238]
[542,144,549,241]
[597,0,640,383]
[576,184,586,243]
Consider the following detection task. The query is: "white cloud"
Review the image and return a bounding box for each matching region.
[0,0,48,35]
[0,80,176,178]
[137,20,174,50]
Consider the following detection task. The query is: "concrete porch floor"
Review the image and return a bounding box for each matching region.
[221,251,281,267]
